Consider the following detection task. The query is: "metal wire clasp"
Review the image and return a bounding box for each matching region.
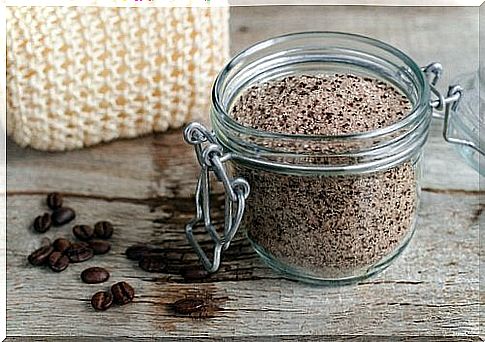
[423,62,484,156]
[183,122,250,273]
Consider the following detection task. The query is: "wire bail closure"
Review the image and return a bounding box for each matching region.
[183,122,250,273]
[423,62,484,156]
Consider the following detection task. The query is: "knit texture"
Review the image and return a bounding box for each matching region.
[6,6,229,151]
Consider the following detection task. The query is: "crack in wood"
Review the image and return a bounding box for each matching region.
[48,296,90,302]
[225,308,305,313]
[6,190,175,208]
[381,302,481,308]
[118,264,282,283]
[5,191,223,214]
[421,188,485,196]
[358,280,425,286]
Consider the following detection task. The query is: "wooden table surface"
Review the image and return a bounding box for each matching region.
[6,6,483,339]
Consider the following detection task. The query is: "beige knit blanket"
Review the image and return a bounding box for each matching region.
[7,6,229,151]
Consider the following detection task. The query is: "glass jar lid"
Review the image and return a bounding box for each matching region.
[448,69,484,175]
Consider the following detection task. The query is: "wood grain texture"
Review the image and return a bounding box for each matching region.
[6,191,482,337]
[6,5,483,338]
[6,122,481,195]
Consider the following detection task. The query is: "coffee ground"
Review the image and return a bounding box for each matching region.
[232,74,410,135]
[230,74,417,278]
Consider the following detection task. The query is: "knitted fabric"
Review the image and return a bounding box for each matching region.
[6,6,229,151]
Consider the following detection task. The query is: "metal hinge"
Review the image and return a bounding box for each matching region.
[183,122,250,273]
[423,62,483,155]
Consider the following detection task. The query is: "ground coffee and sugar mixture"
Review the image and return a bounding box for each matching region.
[230,74,417,278]
[232,74,410,135]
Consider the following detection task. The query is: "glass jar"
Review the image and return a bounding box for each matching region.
[183,32,483,285]
[447,69,484,175]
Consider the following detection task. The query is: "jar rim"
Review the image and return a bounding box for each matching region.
[212,31,430,141]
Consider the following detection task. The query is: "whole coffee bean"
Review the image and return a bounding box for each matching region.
[94,221,113,239]
[125,245,152,261]
[48,251,69,272]
[28,245,54,266]
[91,291,113,311]
[72,225,94,241]
[172,298,207,315]
[53,238,72,253]
[51,207,76,226]
[139,254,168,273]
[66,243,94,263]
[81,267,110,284]
[47,192,63,210]
[111,281,135,305]
[88,240,111,255]
[180,266,209,282]
[33,213,52,233]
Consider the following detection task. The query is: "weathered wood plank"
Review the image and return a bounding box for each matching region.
[7,122,479,198]
[6,123,481,196]
[6,5,482,339]
[6,190,481,337]
[6,130,200,199]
